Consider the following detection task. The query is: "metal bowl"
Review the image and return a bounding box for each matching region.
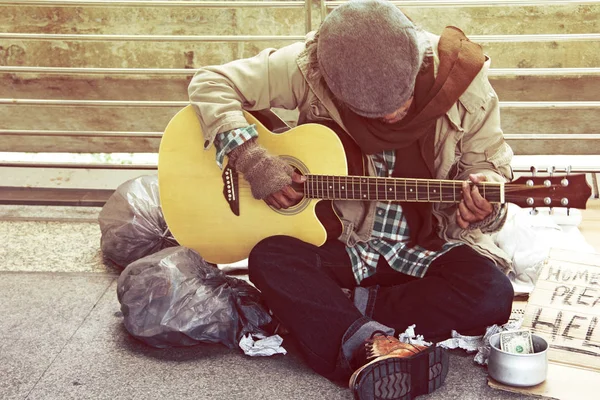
[487,332,549,387]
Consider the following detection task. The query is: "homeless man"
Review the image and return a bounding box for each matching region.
[188,1,514,399]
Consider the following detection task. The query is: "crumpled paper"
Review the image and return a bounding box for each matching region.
[472,319,523,365]
[398,320,524,366]
[435,319,524,365]
[398,324,433,347]
[437,330,483,353]
[239,333,287,357]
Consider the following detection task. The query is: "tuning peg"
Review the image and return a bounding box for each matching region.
[530,207,539,216]
[560,166,572,187]
[530,166,537,177]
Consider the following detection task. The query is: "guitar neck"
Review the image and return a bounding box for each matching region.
[303,175,504,203]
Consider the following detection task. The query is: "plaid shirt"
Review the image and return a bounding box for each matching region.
[214,125,259,169]
[215,126,460,284]
[347,151,461,284]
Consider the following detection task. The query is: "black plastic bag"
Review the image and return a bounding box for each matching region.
[116,246,272,349]
[99,175,177,268]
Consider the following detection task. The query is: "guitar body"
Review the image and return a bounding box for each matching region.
[158,105,348,264]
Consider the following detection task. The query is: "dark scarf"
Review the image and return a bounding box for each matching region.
[338,27,485,250]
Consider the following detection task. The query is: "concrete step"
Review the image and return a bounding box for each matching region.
[1,69,599,102]
[0,101,598,134]
[501,102,600,136]
[0,36,598,68]
[490,70,600,101]
[0,3,308,36]
[482,37,600,69]
[1,2,597,36]
[0,38,297,68]
[402,2,600,35]
[0,101,599,155]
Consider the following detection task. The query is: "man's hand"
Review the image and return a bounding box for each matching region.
[456,173,493,229]
[228,139,305,205]
[265,172,305,209]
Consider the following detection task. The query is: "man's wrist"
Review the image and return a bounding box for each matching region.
[468,203,507,233]
[214,124,258,169]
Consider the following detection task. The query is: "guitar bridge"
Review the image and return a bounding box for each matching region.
[222,165,240,216]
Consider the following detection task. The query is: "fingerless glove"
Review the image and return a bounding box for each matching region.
[227,139,294,200]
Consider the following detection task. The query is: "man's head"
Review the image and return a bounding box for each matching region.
[317,0,421,119]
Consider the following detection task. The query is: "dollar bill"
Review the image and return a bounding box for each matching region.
[500,329,534,354]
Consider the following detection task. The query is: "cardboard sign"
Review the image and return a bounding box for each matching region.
[522,248,600,371]
[489,362,600,400]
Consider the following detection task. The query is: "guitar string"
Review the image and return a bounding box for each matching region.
[233,192,559,204]
[234,185,546,194]
[236,188,558,201]
[235,181,554,192]
[235,185,554,195]
[235,185,566,203]
[235,185,552,192]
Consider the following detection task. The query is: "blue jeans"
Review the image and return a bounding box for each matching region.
[248,236,513,382]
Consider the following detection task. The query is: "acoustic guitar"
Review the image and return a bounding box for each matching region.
[158,105,591,264]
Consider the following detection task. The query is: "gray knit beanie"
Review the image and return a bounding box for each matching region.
[317,0,421,118]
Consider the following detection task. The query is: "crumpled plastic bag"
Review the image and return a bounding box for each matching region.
[99,175,177,268]
[116,246,273,349]
[493,203,595,293]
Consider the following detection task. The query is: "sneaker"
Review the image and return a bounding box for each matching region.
[349,332,449,400]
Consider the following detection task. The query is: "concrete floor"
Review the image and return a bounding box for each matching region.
[0,272,537,400]
[0,205,550,399]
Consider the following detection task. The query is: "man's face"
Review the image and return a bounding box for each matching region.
[379,96,414,124]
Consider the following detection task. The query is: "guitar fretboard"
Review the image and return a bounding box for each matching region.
[303,175,503,203]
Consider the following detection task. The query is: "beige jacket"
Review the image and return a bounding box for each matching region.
[188,32,515,273]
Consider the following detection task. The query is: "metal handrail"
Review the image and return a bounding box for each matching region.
[325,0,600,8]
[3,0,597,6]
[499,101,600,108]
[488,68,600,77]
[0,66,196,75]
[0,33,306,42]
[0,129,162,138]
[472,33,600,42]
[2,66,599,76]
[2,99,600,108]
[1,32,598,42]
[0,0,306,7]
[505,134,600,140]
[0,99,188,107]
[305,0,312,35]
[2,161,599,174]
[0,161,157,169]
[3,130,598,141]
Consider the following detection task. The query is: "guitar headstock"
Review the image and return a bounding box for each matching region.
[509,174,591,210]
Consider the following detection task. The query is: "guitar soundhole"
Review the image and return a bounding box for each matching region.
[269,162,310,215]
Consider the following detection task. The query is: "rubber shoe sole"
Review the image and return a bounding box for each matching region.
[349,345,449,400]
